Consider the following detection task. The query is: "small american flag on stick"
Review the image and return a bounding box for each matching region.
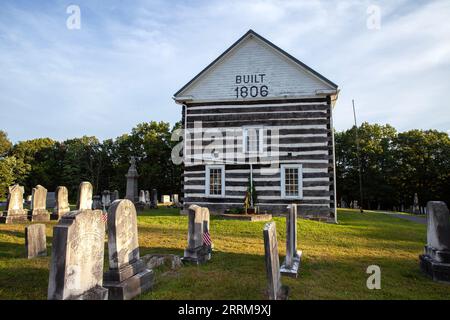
[101,212,108,223]
[202,230,212,246]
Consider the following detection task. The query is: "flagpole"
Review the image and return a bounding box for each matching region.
[353,100,364,213]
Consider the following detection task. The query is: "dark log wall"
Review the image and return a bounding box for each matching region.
[181,98,336,221]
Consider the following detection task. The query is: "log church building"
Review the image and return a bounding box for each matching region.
[174,30,339,222]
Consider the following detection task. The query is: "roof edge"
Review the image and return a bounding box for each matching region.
[173,29,338,97]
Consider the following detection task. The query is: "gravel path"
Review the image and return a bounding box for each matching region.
[381,212,426,225]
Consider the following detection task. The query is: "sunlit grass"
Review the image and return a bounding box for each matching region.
[0,208,448,299]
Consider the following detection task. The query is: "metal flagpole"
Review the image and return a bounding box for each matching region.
[352,100,364,213]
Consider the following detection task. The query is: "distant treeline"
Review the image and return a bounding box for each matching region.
[335,123,450,210]
[1,121,449,210]
[0,121,182,202]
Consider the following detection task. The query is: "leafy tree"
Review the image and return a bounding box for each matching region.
[0,131,12,158]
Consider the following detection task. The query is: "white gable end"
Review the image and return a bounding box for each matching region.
[177,35,335,102]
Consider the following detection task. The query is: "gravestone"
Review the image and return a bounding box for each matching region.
[0,184,28,223]
[102,190,111,208]
[77,182,93,210]
[173,194,181,207]
[263,222,288,300]
[139,190,146,203]
[151,189,158,208]
[413,193,420,214]
[135,190,146,212]
[161,195,171,204]
[419,201,450,283]
[103,200,154,300]
[125,157,139,203]
[25,224,47,258]
[46,192,56,209]
[92,195,102,210]
[202,206,213,258]
[29,185,50,222]
[111,190,119,202]
[182,205,210,264]
[280,204,302,277]
[48,209,108,300]
[145,190,150,204]
[51,186,70,220]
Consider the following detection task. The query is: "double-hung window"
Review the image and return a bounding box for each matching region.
[281,164,303,199]
[243,127,264,154]
[205,165,225,197]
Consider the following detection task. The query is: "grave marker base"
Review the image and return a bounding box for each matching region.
[104,259,146,283]
[104,269,154,300]
[28,212,50,222]
[420,254,450,283]
[0,211,29,224]
[424,245,450,263]
[280,250,302,278]
[68,285,109,300]
[182,245,211,265]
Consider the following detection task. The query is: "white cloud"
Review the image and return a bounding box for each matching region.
[0,0,449,143]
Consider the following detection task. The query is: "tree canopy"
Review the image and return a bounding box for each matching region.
[335,123,450,210]
[1,122,448,210]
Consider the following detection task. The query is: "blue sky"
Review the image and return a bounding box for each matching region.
[1,0,449,142]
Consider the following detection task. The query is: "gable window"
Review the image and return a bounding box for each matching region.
[243,127,264,154]
[205,165,225,197]
[281,164,303,199]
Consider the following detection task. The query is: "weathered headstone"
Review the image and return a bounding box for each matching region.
[172,194,181,207]
[103,199,154,300]
[25,224,47,258]
[263,222,288,300]
[51,186,70,220]
[92,195,102,210]
[46,192,56,209]
[145,190,150,204]
[29,185,50,222]
[419,201,450,283]
[48,209,108,300]
[161,195,171,204]
[138,190,146,203]
[413,193,420,214]
[0,184,28,223]
[125,157,139,203]
[102,190,111,208]
[202,206,212,259]
[76,182,93,210]
[280,204,302,277]
[111,190,119,202]
[182,205,210,264]
[151,189,158,208]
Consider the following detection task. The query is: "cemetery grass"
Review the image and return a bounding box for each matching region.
[0,208,449,300]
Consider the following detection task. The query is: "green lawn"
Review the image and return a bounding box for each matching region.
[0,208,449,300]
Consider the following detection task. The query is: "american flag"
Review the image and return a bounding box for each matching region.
[101,212,108,223]
[202,230,212,246]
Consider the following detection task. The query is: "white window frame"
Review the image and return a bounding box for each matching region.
[242,126,264,154]
[205,165,225,197]
[281,164,303,199]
